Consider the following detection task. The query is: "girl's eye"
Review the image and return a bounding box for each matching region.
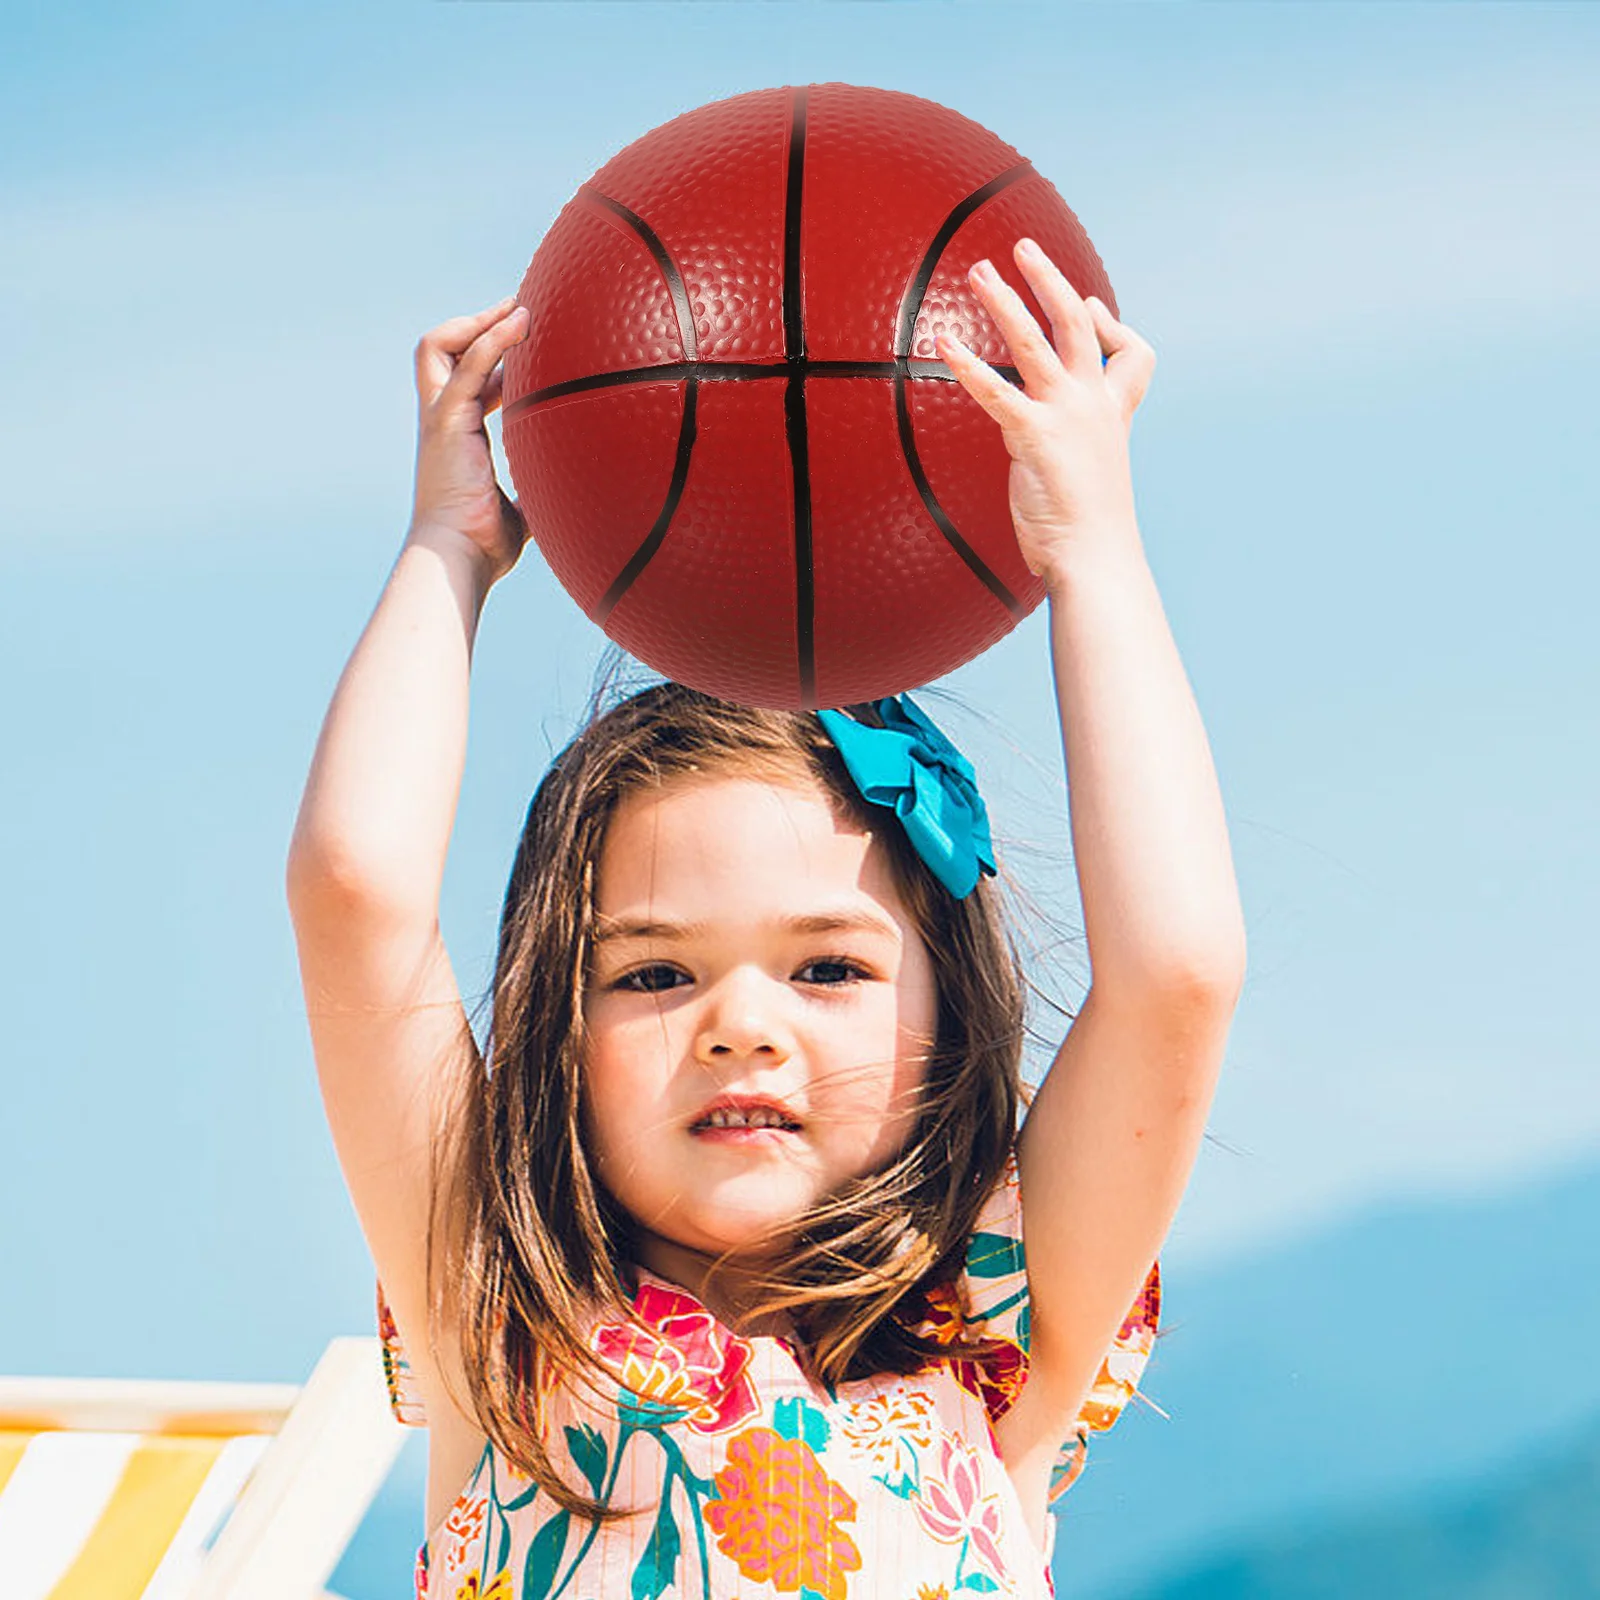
[798,957,870,986]
[611,958,870,992]
[613,964,686,994]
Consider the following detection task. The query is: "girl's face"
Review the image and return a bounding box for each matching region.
[582,773,938,1308]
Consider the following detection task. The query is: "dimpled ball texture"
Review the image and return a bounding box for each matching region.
[500,82,1118,710]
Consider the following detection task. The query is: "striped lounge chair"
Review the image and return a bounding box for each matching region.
[0,1335,406,1600]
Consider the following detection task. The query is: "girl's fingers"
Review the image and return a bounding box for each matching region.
[480,362,505,418]
[1082,296,1157,416]
[966,259,1064,398]
[936,327,1031,430]
[414,297,524,408]
[1012,239,1100,378]
[440,308,527,408]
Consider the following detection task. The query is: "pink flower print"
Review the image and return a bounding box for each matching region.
[913,1433,1008,1582]
[591,1280,761,1434]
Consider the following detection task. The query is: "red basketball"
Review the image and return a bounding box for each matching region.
[501,82,1117,710]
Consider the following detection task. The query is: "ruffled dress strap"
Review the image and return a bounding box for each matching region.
[951,1151,1162,1503]
[377,1279,429,1428]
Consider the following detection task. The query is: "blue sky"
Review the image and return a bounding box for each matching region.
[3,0,1596,1489]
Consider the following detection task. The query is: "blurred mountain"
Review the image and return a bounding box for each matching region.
[1110,1408,1600,1599]
[1052,1157,1600,1598]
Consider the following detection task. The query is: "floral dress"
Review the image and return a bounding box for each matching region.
[377,1155,1161,1600]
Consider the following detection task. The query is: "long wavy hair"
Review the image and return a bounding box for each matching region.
[425,666,1030,1522]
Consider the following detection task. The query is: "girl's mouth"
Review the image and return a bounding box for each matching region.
[691,1100,806,1139]
[690,1122,801,1146]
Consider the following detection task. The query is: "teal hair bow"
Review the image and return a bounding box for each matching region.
[816,694,997,899]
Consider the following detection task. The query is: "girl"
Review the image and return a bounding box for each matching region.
[288,239,1245,1600]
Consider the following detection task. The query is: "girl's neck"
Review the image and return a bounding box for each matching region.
[630,1232,797,1341]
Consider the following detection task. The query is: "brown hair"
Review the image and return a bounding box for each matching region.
[426,662,1029,1522]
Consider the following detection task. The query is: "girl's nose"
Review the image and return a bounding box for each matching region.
[693,969,793,1064]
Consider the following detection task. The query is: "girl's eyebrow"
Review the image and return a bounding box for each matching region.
[592,910,901,945]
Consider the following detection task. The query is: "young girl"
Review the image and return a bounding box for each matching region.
[288,239,1245,1600]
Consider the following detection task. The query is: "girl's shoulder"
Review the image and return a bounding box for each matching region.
[376,1149,1163,1506]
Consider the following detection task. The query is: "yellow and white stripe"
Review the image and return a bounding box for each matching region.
[0,1339,406,1600]
[0,1428,269,1600]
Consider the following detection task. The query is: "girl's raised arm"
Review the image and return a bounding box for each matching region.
[938,243,1247,1488]
[285,298,530,1446]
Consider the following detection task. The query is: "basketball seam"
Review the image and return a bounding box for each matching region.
[784,87,816,707]
[579,187,699,361]
[563,189,703,630]
[504,357,1019,416]
[593,383,699,623]
[891,161,1036,621]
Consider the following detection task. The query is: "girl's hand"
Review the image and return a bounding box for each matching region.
[407,296,532,584]
[935,239,1156,584]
